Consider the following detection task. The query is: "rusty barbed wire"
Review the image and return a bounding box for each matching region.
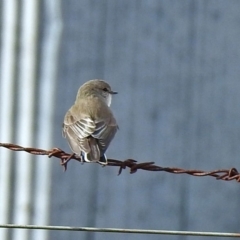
[1,142,240,183]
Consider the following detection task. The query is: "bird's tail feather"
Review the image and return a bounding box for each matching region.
[84,138,100,162]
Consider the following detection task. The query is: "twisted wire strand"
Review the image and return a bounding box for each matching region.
[0,224,240,237]
[1,143,240,182]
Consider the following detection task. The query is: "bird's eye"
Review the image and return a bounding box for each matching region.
[103,88,108,92]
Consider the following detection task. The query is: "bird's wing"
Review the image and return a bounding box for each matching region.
[92,116,118,154]
[63,108,118,158]
[63,110,96,154]
[63,110,96,137]
[70,118,96,138]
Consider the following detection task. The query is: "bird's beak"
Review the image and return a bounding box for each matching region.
[109,90,118,94]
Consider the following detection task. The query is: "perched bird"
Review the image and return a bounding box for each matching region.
[62,79,118,165]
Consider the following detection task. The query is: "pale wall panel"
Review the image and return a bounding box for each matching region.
[41,0,240,240]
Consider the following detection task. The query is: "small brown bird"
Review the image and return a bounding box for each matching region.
[62,79,118,164]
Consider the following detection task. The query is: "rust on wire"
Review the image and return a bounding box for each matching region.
[1,142,240,183]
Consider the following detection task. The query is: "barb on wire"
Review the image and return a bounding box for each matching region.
[1,143,240,183]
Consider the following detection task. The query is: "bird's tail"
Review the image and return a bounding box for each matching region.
[82,137,99,161]
[81,137,108,165]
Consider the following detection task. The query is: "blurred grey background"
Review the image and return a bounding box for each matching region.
[1,0,240,240]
